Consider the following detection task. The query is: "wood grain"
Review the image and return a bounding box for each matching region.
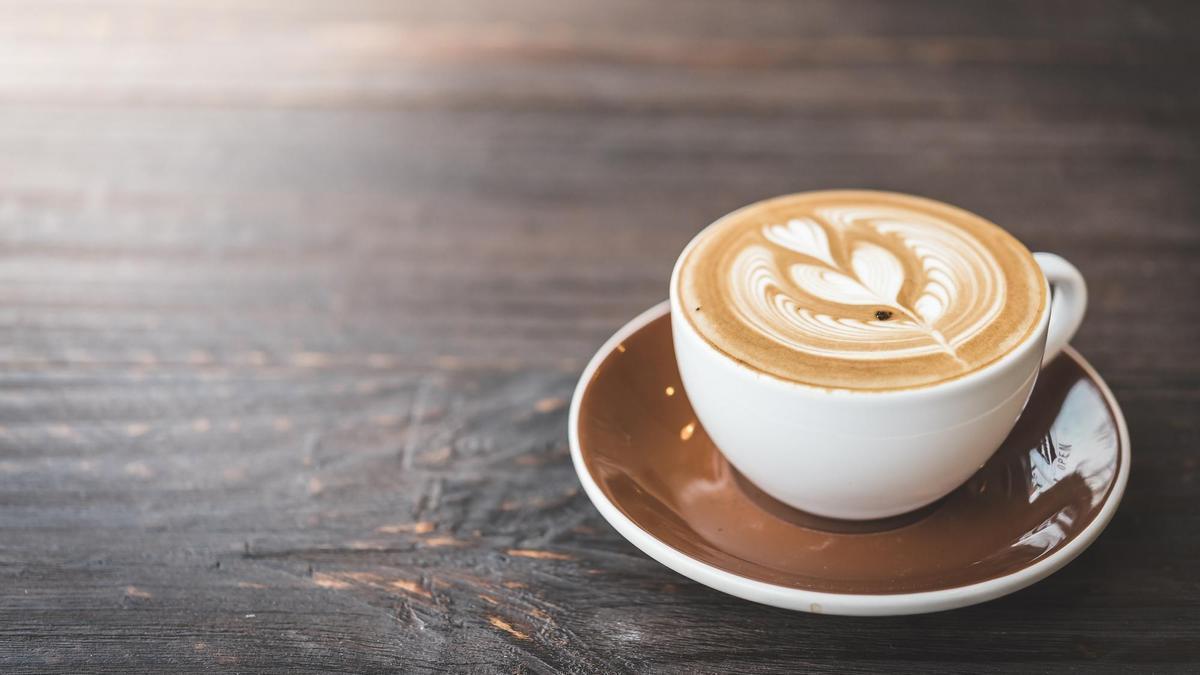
[0,1,1197,672]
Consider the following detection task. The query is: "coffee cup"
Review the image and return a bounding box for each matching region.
[669,190,1087,520]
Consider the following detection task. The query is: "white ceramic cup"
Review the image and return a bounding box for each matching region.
[670,237,1087,520]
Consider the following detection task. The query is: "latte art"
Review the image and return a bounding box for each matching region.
[733,208,1004,363]
[676,191,1046,390]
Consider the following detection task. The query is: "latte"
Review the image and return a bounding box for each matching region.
[675,191,1046,390]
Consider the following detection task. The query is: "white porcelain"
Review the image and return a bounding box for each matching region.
[670,233,1089,519]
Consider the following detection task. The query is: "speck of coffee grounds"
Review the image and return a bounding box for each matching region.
[874,310,893,321]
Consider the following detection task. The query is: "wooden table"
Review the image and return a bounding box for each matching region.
[2,1,1197,672]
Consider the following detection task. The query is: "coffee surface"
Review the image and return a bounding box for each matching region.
[676,191,1046,390]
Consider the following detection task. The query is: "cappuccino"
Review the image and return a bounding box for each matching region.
[675,191,1046,390]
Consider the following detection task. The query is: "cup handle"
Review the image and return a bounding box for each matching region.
[1033,252,1088,366]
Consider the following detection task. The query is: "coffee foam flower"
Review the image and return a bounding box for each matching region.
[728,208,1006,365]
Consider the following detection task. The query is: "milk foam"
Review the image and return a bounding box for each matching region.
[676,191,1045,390]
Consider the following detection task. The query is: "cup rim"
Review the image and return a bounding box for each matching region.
[669,189,1053,399]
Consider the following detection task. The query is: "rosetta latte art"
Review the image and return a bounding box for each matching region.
[727,207,1006,364]
[677,191,1045,389]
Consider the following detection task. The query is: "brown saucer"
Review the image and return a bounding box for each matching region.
[572,303,1128,606]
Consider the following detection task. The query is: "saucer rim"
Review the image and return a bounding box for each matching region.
[568,301,1131,616]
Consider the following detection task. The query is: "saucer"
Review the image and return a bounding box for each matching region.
[569,302,1129,616]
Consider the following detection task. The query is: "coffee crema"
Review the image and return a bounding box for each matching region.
[675,191,1046,390]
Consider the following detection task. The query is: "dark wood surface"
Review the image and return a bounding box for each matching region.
[1,1,1198,672]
